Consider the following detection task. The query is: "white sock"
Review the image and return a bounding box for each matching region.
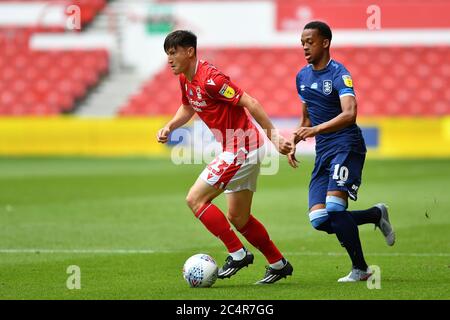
[269,258,286,270]
[229,248,246,261]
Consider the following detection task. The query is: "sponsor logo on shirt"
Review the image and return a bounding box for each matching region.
[219,84,236,99]
[206,79,216,86]
[189,98,207,111]
[342,75,353,88]
[323,80,332,95]
[311,83,318,89]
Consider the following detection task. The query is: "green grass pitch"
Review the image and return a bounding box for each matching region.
[0,157,449,299]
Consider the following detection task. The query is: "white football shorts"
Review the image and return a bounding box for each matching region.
[199,146,266,193]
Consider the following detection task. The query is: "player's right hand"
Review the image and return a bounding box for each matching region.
[277,136,293,155]
[157,127,171,143]
[287,149,299,168]
[287,136,299,168]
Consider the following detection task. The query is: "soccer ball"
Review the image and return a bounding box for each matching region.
[182,253,218,288]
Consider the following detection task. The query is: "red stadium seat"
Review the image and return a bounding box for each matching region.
[0,0,106,32]
[0,1,108,116]
[0,43,109,115]
[119,46,450,117]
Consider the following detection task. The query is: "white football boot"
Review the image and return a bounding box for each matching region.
[338,268,372,282]
[374,203,396,246]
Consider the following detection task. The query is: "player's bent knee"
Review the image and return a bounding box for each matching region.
[325,195,347,213]
[185,194,194,209]
[185,194,204,214]
[309,209,333,233]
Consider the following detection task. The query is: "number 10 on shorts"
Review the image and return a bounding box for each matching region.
[332,164,349,182]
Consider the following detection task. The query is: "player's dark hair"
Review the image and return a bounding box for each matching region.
[164,30,197,55]
[304,21,332,42]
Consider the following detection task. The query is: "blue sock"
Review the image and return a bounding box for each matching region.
[328,211,368,270]
[326,196,368,271]
[315,218,334,234]
[349,206,381,225]
[310,205,374,270]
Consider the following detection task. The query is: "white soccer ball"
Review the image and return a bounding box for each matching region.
[182,253,218,288]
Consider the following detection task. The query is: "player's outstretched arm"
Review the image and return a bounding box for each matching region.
[157,104,195,143]
[294,95,357,142]
[237,92,292,155]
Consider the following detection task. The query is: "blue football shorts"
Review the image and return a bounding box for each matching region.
[308,151,366,209]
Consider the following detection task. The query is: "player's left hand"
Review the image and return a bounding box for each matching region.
[294,126,319,141]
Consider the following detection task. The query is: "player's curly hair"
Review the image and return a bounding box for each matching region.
[304,21,332,41]
[164,30,197,55]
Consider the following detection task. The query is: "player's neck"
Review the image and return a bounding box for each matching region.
[184,59,199,82]
[312,53,331,71]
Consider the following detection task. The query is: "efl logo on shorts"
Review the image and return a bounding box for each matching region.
[219,84,236,99]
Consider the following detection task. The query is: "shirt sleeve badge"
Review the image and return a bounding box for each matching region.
[342,75,353,88]
[219,84,236,98]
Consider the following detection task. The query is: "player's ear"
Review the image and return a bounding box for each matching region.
[187,47,195,58]
[323,38,330,49]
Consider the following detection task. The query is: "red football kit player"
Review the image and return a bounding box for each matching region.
[157,30,293,284]
[181,60,264,192]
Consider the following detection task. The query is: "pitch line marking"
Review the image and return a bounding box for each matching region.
[285,251,450,257]
[0,249,449,257]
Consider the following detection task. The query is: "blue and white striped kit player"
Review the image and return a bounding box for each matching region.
[292,21,396,282]
[296,59,395,282]
[296,59,367,207]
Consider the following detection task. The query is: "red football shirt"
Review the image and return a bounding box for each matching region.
[180,60,263,153]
